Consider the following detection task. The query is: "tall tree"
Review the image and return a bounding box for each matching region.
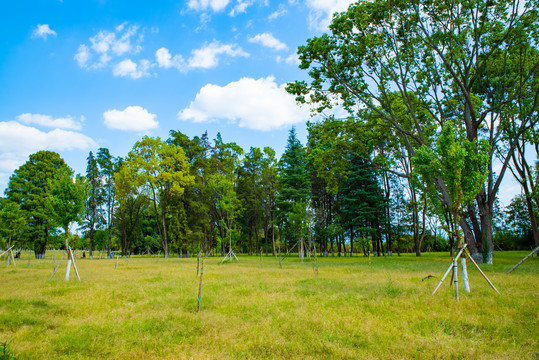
[83,151,103,259]
[116,136,194,258]
[260,147,279,255]
[5,151,69,258]
[168,130,212,254]
[341,155,387,256]
[275,128,310,258]
[237,147,264,255]
[287,0,539,263]
[97,148,119,257]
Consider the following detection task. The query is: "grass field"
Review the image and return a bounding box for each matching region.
[0,251,537,359]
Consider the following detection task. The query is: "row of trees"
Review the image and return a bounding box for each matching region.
[1,0,537,263]
[0,125,536,261]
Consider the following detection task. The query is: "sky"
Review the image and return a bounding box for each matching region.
[0,0,523,206]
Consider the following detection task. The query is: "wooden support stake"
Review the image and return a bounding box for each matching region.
[69,247,81,281]
[313,247,318,277]
[506,246,539,274]
[432,244,467,296]
[49,252,66,280]
[196,253,200,277]
[465,250,499,294]
[27,255,31,268]
[115,255,119,269]
[0,245,15,258]
[453,259,459,301]
[196,259,204,313]
[278,248,282,269]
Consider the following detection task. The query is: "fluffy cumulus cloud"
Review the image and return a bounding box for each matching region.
[248,33,288,51]
[178,76,309,131]
[103,106,158,131]
[16,113,83,130]
[32,24,57,39]
[306,0,355,30]
[0,120,96,192]
[156,41,248,71]
[74,23,144,71]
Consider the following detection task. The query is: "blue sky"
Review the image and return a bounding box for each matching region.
[0,0,522,206]
[0,0,357,192]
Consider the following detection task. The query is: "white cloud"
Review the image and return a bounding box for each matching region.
[113,59,151,79]
[155,47,185,70]
[156,41,248,72]
[187,0,256,15]
[248,33,288,51]
[17,113,83,130]
[75,24,144,70]
[32,24,57,39]
[74,44,91,68]
[306,0,355,30]
[229,0,252,15]
[178,76,309,131]
[188,40,248,69]
[268,6,287,20]
[187,0,230,12]
[0,121,97,192]
[285,53,300,65]
[103,106,158,131]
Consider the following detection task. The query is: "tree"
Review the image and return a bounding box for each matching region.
[260,147,279,255]
[83,151,104,259]
[5,151,69,258]
[287,0,539,263]
[97,148,119,257]
[275,128,310,258]
[0,198,25,249]
[341,155,387,256]
[237,147,264,255]
[49,168,85,279]
[413,121,490,251]
[116,136,194,258]
[168,130,212,254]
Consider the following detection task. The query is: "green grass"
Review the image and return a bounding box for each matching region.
[0,251,537,359]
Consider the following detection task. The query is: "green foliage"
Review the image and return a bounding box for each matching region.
[287,0,539,260]
[49,169,85,238]
[5,151,70,256]
[275,128,310,244]
[414,121,490,213]
[0,199,25,247]
[116,136,194,257]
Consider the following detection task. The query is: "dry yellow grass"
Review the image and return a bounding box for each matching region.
[0,251,537,359]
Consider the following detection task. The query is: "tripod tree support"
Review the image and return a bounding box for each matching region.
[506,247,539,274]
[432,244,467,296]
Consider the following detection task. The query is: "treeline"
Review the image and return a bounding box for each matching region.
[0,127,535,260]
[2,0,539,262]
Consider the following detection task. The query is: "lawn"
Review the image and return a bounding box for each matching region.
[0,251,537,359]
